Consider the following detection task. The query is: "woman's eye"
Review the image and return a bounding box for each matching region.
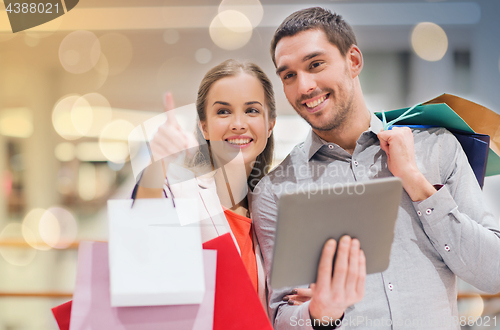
[246,108,260,114]
[217,109,230,115]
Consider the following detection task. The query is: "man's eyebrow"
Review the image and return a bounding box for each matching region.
[276,65,288,76]
[245,101,263,106]
[303,51,324,62]
[275,51,325,76]
[212,101,230,106]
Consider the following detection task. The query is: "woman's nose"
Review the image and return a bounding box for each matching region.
[230,114,248,132]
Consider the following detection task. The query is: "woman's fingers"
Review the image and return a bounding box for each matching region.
[282,287,313,305]
[182,131,199,157]
[164,91,180,129]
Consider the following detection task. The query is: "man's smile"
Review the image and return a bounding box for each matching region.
[301,93,330,113]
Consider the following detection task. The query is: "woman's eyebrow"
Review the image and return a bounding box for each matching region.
[245,101,263,106]
[212,101,230,106]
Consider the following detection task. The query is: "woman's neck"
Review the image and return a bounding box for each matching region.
[213,155,252,217]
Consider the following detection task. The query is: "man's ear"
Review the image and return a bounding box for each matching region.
[268,119,276,138]
[198,121,209,140]
[348,45,363,78]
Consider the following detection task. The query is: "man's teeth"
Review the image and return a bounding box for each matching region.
[306,95,327,108]
[227,138,251,145]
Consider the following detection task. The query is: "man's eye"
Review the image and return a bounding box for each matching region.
[283,72,295,80]
[310,62,323,69]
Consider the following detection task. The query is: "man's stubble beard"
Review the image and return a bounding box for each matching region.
[293,81,355,133]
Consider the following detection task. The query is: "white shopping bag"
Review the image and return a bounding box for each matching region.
[107,198,204,307]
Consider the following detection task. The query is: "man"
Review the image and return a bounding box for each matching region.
[251,7,500,329]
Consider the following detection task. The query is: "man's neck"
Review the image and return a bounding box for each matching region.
[314,107,371,155]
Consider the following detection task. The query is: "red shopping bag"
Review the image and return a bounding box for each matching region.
[203,233,273,330]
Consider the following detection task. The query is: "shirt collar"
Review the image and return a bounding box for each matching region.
[303,112,383,160]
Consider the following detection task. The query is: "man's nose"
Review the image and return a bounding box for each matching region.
[297,73,316,96]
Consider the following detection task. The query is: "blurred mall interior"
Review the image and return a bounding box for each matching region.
[0,0,499,329]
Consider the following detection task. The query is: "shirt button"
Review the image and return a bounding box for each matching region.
[425,209,432,215]
[388,283,393,291]
[328,145,334,149]
[417,211,422,216]
[444,244,451,252]
[353,160,358,166]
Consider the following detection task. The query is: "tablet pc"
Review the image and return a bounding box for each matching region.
[270,177,403,289]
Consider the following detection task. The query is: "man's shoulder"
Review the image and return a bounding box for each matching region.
[267,142,308,180]
[410,126,460,150]
[254,142,307,190]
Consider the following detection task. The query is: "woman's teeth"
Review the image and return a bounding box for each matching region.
[306,95,327,108]
[227,138,251,145]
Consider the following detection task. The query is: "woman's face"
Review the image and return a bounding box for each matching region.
[201,73,275,168]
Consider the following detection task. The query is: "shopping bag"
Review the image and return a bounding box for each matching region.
[203,233,273,330]
[52,234,272,330]
[107,198,204,307]
[375,93,500,182]
[51,300,72,330]
[68,241,216,330]
[390,125,490,188]
[452,131,490,188]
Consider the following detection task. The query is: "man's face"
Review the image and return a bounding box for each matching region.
[274,29,356,132]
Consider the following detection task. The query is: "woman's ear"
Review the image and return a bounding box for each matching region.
[268,119,276,138]
[198,121,209,140]
[348,45,363,79]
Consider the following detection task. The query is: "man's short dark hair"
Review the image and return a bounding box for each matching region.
[270,7,357,67]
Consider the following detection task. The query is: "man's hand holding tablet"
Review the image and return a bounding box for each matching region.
[309,236,366,326]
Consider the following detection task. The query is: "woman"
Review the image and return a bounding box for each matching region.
[136,59,276,307]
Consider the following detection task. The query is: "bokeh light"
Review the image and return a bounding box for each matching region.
[23,33,40,47]
[218,0,263,28]
[411,22,448,62]
[163,29,180,44]
[57,166,74,195]
[0,223,37,266]
[76,142,107,161]
[59,30,101,74]
[39,207,78,249]
[78,162,96,201]
[195,48,212,64]
[71,95,93,136]
[458,294,484,320]
[0,107,33,138]
[108,161,125,171]
[54,142,76,162]
[93,53,110,88]
[22,208,51,251]
[98,33,133,76]
[52,94,83,140]
[78,93,113,137]
[209,10,253,50]
[99,119,135,163]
